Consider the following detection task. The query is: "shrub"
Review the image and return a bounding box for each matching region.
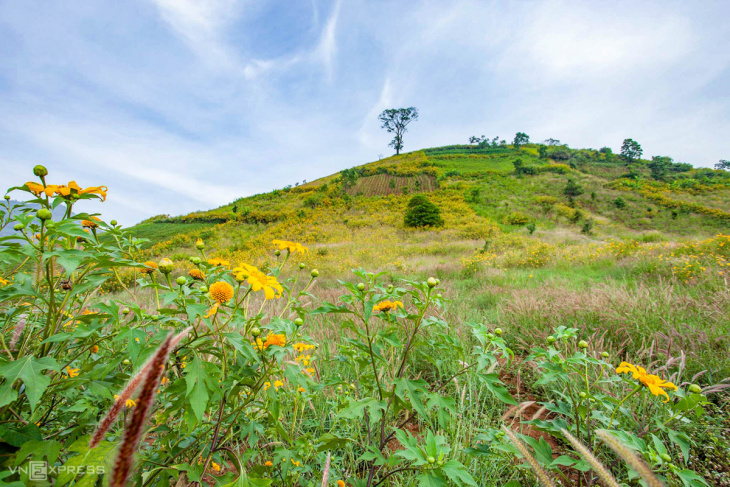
[526,222,536,234]
[614,197,626,208]
[504,211,530,226]
[404,194,444,227]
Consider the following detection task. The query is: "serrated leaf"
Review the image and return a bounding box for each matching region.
[0,356,59,412]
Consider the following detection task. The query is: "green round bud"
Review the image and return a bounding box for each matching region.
[357,283,366,291]
[192,257,201,265]
[188,256,195,262]
[122,359,131,365]
[274,249,281,256]
[435,279,440,286]
[3,195,10,200]
[427,277,438,288]
[387,285,394,293]
[199,285,208,293]
[689,384,702,394]
[250,327,261,337]
[13,223,23,231]
[311,269,319,278]
[122,307,130,315]
[195,239,205,250]
[427,456,436,464]
[547,335,556,344]
[45,221,55,229]
[579,392,587,398]
[294,318,304,327]
[110,220,117,226]
[486,333,495,340]
[33,165,48,177]
[299,263,305,269]
[578,340,588,349]
[601,351,610,358]
[494,328,503,336]
[660,453,671,462]
[158,258,174,274]
[176,276,187,286]
[36,209,52,221]
[436,293,442,299]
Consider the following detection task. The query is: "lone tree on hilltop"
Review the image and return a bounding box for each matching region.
[379,107,419,155]
[513,132,529,148]
[620,138,643,164]
[715,159,730,170]
[404,194,444,228]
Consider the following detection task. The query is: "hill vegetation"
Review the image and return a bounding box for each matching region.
[1,140,729,486]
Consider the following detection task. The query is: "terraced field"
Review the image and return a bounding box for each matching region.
[345,173,437,196]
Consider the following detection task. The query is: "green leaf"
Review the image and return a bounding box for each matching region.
[0,356,59,412]
[668,430,691,463]
[440,459,478,486]
[417,472,447,487]
[394,378,430,418]
[311,303,354,315]
[184,356,210,422]
[56,436,116,486]
[477,372,517,405]
[675,469,710,487]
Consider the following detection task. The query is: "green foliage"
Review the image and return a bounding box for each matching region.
[379,107,419,155]
[404,195,444,228]
[504,212,530,226]
[563,178,584,199]
[621,138,643,163]
[513,132,529,148]
[649,155,673,181]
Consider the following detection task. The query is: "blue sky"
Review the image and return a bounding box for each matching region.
[1,0,729,225]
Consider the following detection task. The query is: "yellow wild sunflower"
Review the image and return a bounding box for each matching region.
[188,269,205,280]
[209,281,234,304]
[372,300,403,313]
[141,261,158,274]
[616,362,677,402]
[81,216,101,228]
[272,239,308,254]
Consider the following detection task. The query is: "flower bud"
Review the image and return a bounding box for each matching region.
[601,351,609,358]
[192,257,201,265]
[13,223,23,231]
[486,333,495,340]
[176,276,187,286]
[110,220,117,226]
[660,453,671,462]
[196,238,205,250]
[547,335,556,344]
[189,256,195,262]
[3,195,10,200]
[158,258,174,274]
[357,283,366,291]
[91,345,99,353]
[122,359,131,365]
[578,340,588,349]
[251,326,261,337]
[36,209,52,221]
[387,285,394,293]
[579,392,587,398]
[311,269,319,278]
[427,277,438,288]
[427,456,436,464]
[199,285,208,293]
[122,307,130,315]
[33,165,48,177]
[294,318,304,327]
[689,384,702,394]
[494,328,503,336]
[299,263,305,269]
[274,249,281,256]
[436,293,442,299]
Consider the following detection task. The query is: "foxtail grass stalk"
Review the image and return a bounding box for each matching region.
[501,426,555,487]
[561,428,620,487]
[596,430,664,487]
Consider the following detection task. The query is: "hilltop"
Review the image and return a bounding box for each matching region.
[128,141,730,275]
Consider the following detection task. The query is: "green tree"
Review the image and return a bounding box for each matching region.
[404,194,444,227]
[513,158,524,175]
[563,178,584,200]
[648,156,672,180]
[620,138,643,163]
[379,107,419,155]
[538,145,548,159]
[513,132,529,148]
[715,159,730,170]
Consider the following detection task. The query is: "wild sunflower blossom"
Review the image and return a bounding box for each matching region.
[141,261,158,274]
[188,269,205,281]
[25,181,107,201]
[616,362,677,402]
[272,239,308,254]
[81,216,102,228]
[209,281,234,304]
[373,300,404,313]
[207,257,230,267]
[234,263,283,299]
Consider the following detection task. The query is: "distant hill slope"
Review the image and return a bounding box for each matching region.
[126,143,730,273]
